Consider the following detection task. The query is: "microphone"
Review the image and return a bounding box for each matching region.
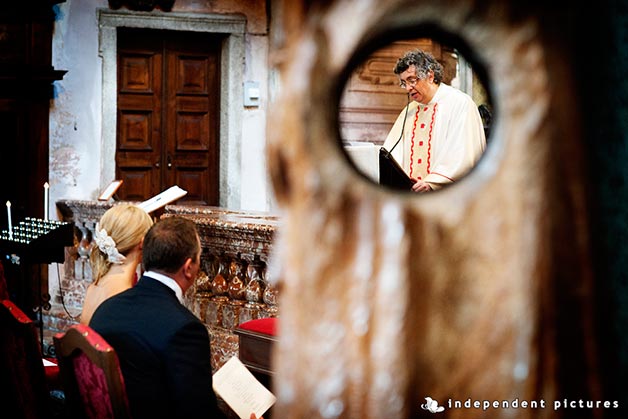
[379,94,414,190]
[388,93,410,153]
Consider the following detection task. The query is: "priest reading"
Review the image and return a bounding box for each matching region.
[382,49,486,193]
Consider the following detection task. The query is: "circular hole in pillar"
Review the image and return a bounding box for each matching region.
[338,25,493,193]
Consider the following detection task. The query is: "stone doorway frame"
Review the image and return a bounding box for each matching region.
[98,9,245,208]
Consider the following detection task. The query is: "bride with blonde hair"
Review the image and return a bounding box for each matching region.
[80,204,153,325]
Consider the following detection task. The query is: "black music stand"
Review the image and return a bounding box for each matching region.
[0,217,74,353]
[379,147,415,191]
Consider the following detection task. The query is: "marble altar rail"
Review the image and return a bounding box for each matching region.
[44,200,280,372]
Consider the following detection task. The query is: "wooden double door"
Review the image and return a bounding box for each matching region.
[116,28,223,206]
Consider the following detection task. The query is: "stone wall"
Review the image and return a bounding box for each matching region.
[44,200,279,373]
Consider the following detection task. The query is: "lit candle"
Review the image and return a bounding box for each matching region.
[44,182,49,221]
[6,201,12,238]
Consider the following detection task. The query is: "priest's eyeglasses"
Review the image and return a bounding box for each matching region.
[399,77,419,89]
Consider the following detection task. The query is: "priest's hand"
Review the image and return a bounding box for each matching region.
[411,180,432,193]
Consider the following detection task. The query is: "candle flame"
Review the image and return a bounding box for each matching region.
[44,182,49,188]
[6,201,10,207]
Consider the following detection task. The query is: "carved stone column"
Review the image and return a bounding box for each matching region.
[268,1,602,418]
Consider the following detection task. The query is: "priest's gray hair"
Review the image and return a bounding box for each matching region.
[393,49,444,84]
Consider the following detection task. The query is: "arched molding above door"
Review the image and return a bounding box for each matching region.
[98,9,245,208]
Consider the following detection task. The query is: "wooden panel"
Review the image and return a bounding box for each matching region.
[175,111,209,150]
[116,29,162,202]
[118,169,154,202]
[116,29,221,205]
[177,55,209,94]
[117,95,157,152]
[115,153,154,168]
[175,96,210,151]
[0,23,26,64]
[0,2,64,320]
[165,35,221,206]
[234,328,277,377]
[0,106,21,225]
[174,169,210,205]
[118,110,153,150]
[30,21,54,67]
[119,53,155,93]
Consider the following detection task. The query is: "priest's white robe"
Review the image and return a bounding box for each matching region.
[382,83,486,190]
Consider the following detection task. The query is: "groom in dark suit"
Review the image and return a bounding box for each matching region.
[90,217,226,419]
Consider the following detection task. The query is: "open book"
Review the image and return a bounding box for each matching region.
[97,180,123,201]
[136,185,187,214]
[213,356,276,419]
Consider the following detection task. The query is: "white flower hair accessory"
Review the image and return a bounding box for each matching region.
[94,225,126,264]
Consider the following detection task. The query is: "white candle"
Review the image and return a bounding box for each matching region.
[44,182,49,221]
[6,201,12,238]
